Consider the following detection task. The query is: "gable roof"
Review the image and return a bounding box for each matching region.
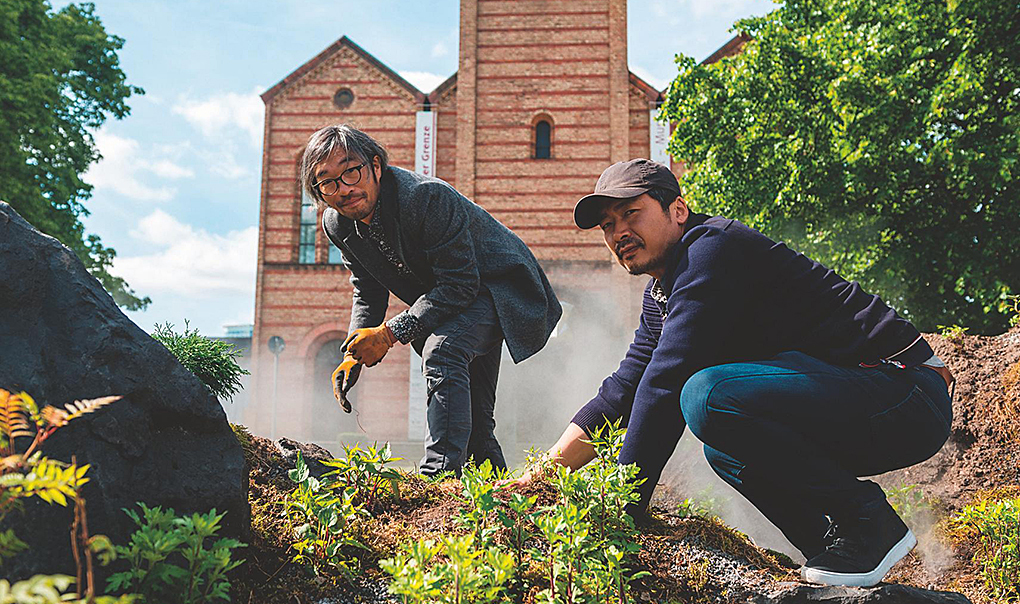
[701,32,751,66]
[261,35,426,104]
[629,71,663,103]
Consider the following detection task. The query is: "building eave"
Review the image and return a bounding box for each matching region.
[261,35,426,105]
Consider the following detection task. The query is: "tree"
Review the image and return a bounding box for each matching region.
[661,0,1019,334]
[0,0,149,309]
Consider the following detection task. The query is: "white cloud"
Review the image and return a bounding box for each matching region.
[85,131,193,202]
[115,209,257,299]
[172,87,264,148]
[431,41,449,58]
[630,65,668,92]
[400,70,447,93]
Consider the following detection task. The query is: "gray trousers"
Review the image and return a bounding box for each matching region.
[415,289,506,475]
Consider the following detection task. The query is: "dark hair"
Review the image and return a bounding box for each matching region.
[300,124,389,207]
[645,186,682,212]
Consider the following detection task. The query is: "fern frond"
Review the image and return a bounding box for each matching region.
[59,395,121,424]
[0,390,33,444]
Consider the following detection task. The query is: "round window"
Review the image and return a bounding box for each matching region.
[333,88,355,109]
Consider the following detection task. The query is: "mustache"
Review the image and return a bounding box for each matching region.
[615,238,643,257]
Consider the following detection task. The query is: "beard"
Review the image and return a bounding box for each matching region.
[615,239,668,276]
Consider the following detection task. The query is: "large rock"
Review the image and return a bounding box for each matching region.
[0,202,248,578]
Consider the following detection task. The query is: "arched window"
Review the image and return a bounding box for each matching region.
[298,189,317,264]
[534,119,552,159]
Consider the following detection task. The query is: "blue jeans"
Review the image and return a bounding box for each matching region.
[416,289,506,475]
[679,351,952,558]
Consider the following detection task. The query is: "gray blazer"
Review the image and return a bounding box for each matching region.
[322,166,561,363]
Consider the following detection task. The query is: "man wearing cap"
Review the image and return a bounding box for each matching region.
[300,124,561,476]
[523,158,954,588]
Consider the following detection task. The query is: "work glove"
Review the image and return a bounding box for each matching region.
[344,324,397,367]
[331,354,361,413]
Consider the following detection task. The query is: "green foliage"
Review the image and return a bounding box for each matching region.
[1005,295,1020,329]
[0,389,117,566]
[151,322,249,401]
[0,574,136,604]
[953,496,1020,602]
[938,324,969,343]
[319,442,403,507]
[661,0,1020,334]
[381,534,514,604]
[284,452,369,578]
[457,460,502,547]
[381,421,649,603]
[106,503,245,604]
[883,483,930,525]
[532,421,649,603]
[0,0,147,310]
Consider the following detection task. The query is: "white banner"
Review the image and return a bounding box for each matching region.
[649,108,670,166]
[415,111,437,178]
[409,110,436,440]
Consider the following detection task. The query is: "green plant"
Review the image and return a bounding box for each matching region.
[1005,295,1020,329]
[381,534,514,604]
[496,491,537,565]
[531,421,649,604]
[106,503,245,604]
[884,484,930,525]
[457,459,501,547]
[284,452,368,578]
[0,574,136,604]
[0,389,118,566]
[938,324,969,344]
[952,496,1020,602]
[151,322,249,401]
[319,442,403,507]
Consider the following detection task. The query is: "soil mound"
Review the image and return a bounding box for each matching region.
[879,328,1020,507]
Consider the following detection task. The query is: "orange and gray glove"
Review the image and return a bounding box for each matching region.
[332,354,361,413]
[344,324,397,367]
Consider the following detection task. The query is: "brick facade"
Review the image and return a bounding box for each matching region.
[248,1,743,456]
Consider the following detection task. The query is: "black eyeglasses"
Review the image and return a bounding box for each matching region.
[314,163,366,196]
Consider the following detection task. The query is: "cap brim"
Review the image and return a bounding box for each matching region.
[573,187,650,229]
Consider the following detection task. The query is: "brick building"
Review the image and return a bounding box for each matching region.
[248,0,743,458]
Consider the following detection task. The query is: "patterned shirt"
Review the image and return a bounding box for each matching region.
[649,279,669,319]
[353,204,424,344]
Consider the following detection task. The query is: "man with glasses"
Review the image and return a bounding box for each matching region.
[300,124,561,476]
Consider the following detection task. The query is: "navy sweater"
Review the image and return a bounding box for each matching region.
[571,213,933,510]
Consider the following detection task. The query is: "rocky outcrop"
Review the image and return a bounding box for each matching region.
[0,202,248,578]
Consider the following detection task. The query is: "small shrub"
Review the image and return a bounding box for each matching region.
[381,534,514,604]
[884,483,930,526]
[320,442,403,507]
[151,322,249,401]
[938,324,968,346]
[952,495,1020,602]
[106,503,245,604]
[284,452,368,578]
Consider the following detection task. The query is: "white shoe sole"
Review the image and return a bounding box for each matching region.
[800,529,916,588]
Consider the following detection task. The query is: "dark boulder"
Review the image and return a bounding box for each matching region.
[0,202,249,578]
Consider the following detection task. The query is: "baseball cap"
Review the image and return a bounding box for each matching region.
[573,158,681,229]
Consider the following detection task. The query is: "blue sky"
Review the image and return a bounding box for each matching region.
[79,0,775,337]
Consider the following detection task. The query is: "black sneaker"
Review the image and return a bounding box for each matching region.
[800,501,916,587]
